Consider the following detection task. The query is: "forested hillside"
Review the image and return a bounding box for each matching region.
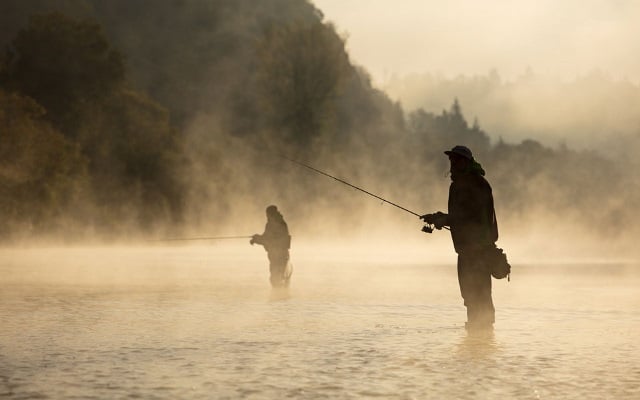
[0,0,637,246]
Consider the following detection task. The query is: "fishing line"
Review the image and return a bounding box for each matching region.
[148,235,252,242]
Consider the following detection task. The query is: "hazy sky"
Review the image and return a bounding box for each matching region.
[312,0,640,84]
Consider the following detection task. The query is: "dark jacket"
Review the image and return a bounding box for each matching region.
[253,216,291,253]
[448,171,498,253]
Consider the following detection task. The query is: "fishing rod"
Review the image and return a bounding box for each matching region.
[280,155,448,234]
[282,155,419,216]
[148,235,252,242]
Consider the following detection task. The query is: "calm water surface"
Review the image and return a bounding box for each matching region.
[1,246,639,399]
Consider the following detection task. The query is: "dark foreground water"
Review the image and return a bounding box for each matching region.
[1,245,639,399]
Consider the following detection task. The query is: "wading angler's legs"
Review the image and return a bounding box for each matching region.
[268,251,290,288]
[458,253,495,329]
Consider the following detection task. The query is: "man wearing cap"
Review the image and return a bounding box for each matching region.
[421,145,499,331]
[250,205,292,288]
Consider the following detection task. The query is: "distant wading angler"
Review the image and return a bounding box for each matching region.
[421,145,509,331]
[250,205,292,288]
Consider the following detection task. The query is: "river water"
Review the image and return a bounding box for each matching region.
[1,245,639,399]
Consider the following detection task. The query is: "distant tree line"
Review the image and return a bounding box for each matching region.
[0,0,638,241]
[385,69,640,158]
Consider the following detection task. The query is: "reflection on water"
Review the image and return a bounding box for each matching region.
[457,329,496,360]
[268,287,292,302]
[1,246,639,399]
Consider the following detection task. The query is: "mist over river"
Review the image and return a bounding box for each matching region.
[1,245,639,399]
